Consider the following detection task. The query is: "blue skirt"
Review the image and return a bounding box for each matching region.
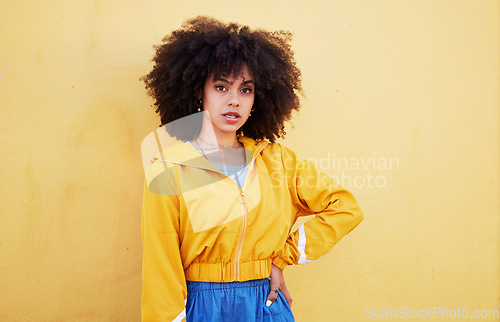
[186,278,295,321]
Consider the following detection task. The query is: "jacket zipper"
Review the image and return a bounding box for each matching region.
[232,142,269,280]
[233,188,247,280]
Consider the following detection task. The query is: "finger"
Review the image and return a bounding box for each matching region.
[266,279,281,306]
[280,286,293,307]
[266,289,278,306]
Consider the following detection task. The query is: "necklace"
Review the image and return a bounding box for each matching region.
[197,135,238,148]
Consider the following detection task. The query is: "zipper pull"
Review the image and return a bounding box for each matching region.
[239,190,247,204]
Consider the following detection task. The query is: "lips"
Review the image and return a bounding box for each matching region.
[222,112,241,118]
[222,112,241,123]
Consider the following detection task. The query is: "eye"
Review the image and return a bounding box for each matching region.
[240,87,253,94]
[215,85,228,92]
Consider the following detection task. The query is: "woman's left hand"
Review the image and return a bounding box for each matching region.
[266,264,293,307]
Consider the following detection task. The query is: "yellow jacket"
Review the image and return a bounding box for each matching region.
[141,136,363,321]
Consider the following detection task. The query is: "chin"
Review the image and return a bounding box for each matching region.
[219,126,241,134]
[219,122,244,130]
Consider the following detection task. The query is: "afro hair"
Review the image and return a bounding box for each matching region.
[141,15,303,142]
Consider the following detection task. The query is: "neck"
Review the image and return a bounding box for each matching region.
[198,128,238,147]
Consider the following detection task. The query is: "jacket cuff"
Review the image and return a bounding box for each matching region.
[271,256,289,271]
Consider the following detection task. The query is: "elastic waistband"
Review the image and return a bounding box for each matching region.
[187,278,269,293]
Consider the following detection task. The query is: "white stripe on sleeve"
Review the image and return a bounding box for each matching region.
[297,223,313,264]
[172,300,187,322]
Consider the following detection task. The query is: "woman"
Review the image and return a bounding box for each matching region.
[140,16,363,321]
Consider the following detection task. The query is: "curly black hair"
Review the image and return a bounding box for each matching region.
[141,16,302,142]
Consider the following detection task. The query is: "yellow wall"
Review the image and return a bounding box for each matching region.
[1,0,498,321]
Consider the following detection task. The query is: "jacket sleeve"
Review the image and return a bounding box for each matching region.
[141,179,187,321]
[271,144,364,270]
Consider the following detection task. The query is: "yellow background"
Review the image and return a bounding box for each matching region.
[1,0,498,321]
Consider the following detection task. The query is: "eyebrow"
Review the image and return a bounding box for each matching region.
[213,77,255,85]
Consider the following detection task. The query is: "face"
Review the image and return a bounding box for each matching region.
[200,64,255,137]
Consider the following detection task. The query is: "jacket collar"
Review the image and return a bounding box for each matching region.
[156,136,269,171]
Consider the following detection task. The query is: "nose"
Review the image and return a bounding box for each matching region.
[228,91,240,107]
